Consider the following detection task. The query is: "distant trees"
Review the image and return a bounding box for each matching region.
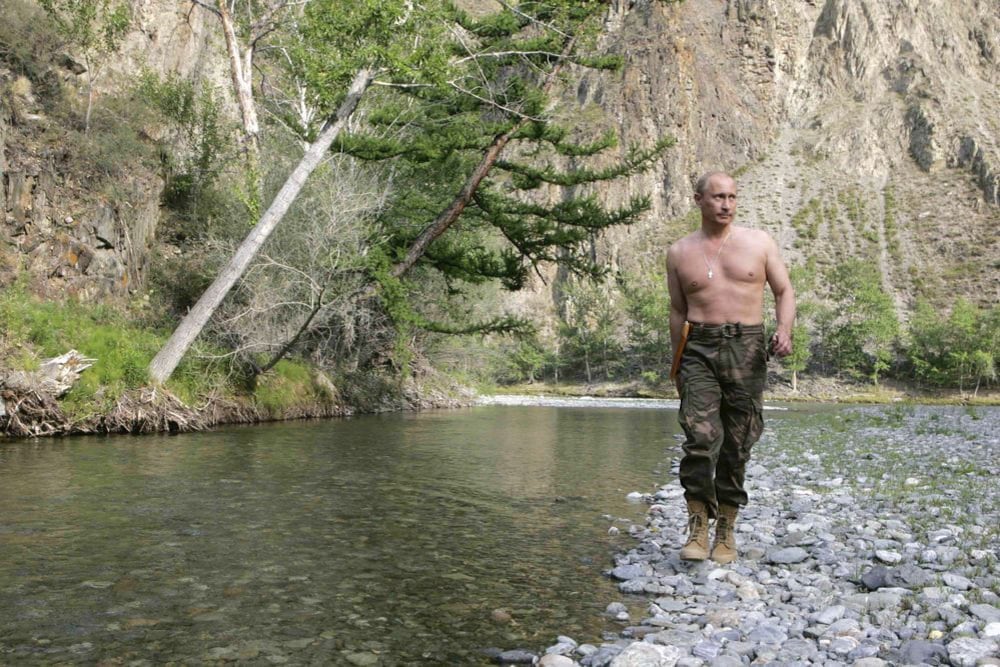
[480,255,997,396]
[820,260,900,385]
[908,298,998,395]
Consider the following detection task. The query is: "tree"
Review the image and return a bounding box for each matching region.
[908,298,998,393]
[208,152,389,376]
[784,321,811,392]
[149,0,673,384]
[558,279,621,382]
[189,0,314,214]
[619,270,671,378]
[39,0,131,132]
[339,1,672,319]
[148,0,450,384]
[825,260,899,384]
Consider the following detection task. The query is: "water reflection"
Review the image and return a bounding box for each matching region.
[1,406,680,665]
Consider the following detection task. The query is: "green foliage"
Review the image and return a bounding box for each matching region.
[557,279,621,382]
[784,321,812,376]
[907,298,998,393]
[0,0,64,90]
[823,259,900,383]
[0,286,157,415]
[790,198,823,246]
[619,270,671,377]
[137,71,231,233]
[333,1,671,296]
[254,359,325,413]
[293,0,454,118]
[38,0,130,56]
[38,0,131,131]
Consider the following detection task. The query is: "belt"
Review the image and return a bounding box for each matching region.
[687,322,764,338]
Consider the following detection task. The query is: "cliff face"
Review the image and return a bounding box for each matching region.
[585,0,999,310]
[0,0,226,302]
[2,0,997,312]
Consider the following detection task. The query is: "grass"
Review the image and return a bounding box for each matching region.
[0,285,336,422]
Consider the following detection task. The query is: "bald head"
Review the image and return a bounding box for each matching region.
[695,171,735,195]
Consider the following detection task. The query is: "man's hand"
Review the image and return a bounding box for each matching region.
[770,330,793,358]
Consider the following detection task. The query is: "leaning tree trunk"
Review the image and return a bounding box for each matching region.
[148,67,375,384]
[216,0,262,204]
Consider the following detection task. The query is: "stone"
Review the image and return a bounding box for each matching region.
[970,604,1000,624]
[747,623,787,644]
[947,637,999,667]
[815,605,847,625]
[610,564,650,581]
[343,653,378,666]
[539,655,577,667]
[709,656,742,667]
[943,572,974,591]
[609,643,681,667]
[860,565,890,591]
[765,547,809,564]
[499,649,539,664]
[885,564,932,589]
[875,549,902,564]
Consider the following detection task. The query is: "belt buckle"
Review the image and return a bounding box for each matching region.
[722,324,734,338]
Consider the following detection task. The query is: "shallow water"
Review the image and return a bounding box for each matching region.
[1,404,699,665]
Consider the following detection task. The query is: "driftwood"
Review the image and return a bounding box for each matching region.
[0,386,65,437]
[0,350,94,437]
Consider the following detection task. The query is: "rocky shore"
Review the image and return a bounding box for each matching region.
[501,404,1000,666]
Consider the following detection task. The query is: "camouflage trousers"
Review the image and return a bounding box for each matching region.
[677,322,767,518]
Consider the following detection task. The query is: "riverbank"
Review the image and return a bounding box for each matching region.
[495,373,1000,406]
[0,363,476,438]
[501,402,1000,666]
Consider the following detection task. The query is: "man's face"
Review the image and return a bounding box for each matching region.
[695,175,737,226]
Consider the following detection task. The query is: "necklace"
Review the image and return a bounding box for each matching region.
[702,231,733,279]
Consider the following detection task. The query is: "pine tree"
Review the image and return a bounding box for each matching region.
[334,1,674,331]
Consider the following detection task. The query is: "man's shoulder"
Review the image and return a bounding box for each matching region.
[737,226,777,246]
[669,231,701,250]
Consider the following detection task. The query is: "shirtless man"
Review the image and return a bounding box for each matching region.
[666,171,795,563]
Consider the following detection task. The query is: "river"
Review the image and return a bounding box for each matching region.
[0,401,705,665]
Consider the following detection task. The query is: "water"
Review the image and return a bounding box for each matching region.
[0,404,690,665]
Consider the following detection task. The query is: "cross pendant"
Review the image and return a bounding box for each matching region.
[708,270,713,279]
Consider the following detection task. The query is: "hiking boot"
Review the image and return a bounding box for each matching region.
[680,500,710,560]
[711,504,739,564]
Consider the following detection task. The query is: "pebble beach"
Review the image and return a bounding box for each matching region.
[498,404,1000,666]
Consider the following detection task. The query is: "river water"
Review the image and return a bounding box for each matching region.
[0,401,706,665]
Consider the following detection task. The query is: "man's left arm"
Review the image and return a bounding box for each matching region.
[764,235,795,357]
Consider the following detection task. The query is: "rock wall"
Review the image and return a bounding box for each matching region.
[0,0,228,301]
[3,0,997,310]
[557,0,1000,310]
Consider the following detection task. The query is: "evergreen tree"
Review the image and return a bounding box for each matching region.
[332,1,673,334]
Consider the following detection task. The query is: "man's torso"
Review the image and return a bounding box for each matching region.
[673,226,769,325]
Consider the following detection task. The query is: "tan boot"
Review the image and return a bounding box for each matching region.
[711,504,739,564]
[680,500,710,560]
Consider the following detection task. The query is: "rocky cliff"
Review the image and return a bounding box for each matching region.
[587,0,999,312]
[2,0,997,314]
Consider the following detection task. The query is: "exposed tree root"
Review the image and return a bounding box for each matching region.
[97,387,207,434]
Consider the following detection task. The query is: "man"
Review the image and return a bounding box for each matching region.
[666,171,795,563]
